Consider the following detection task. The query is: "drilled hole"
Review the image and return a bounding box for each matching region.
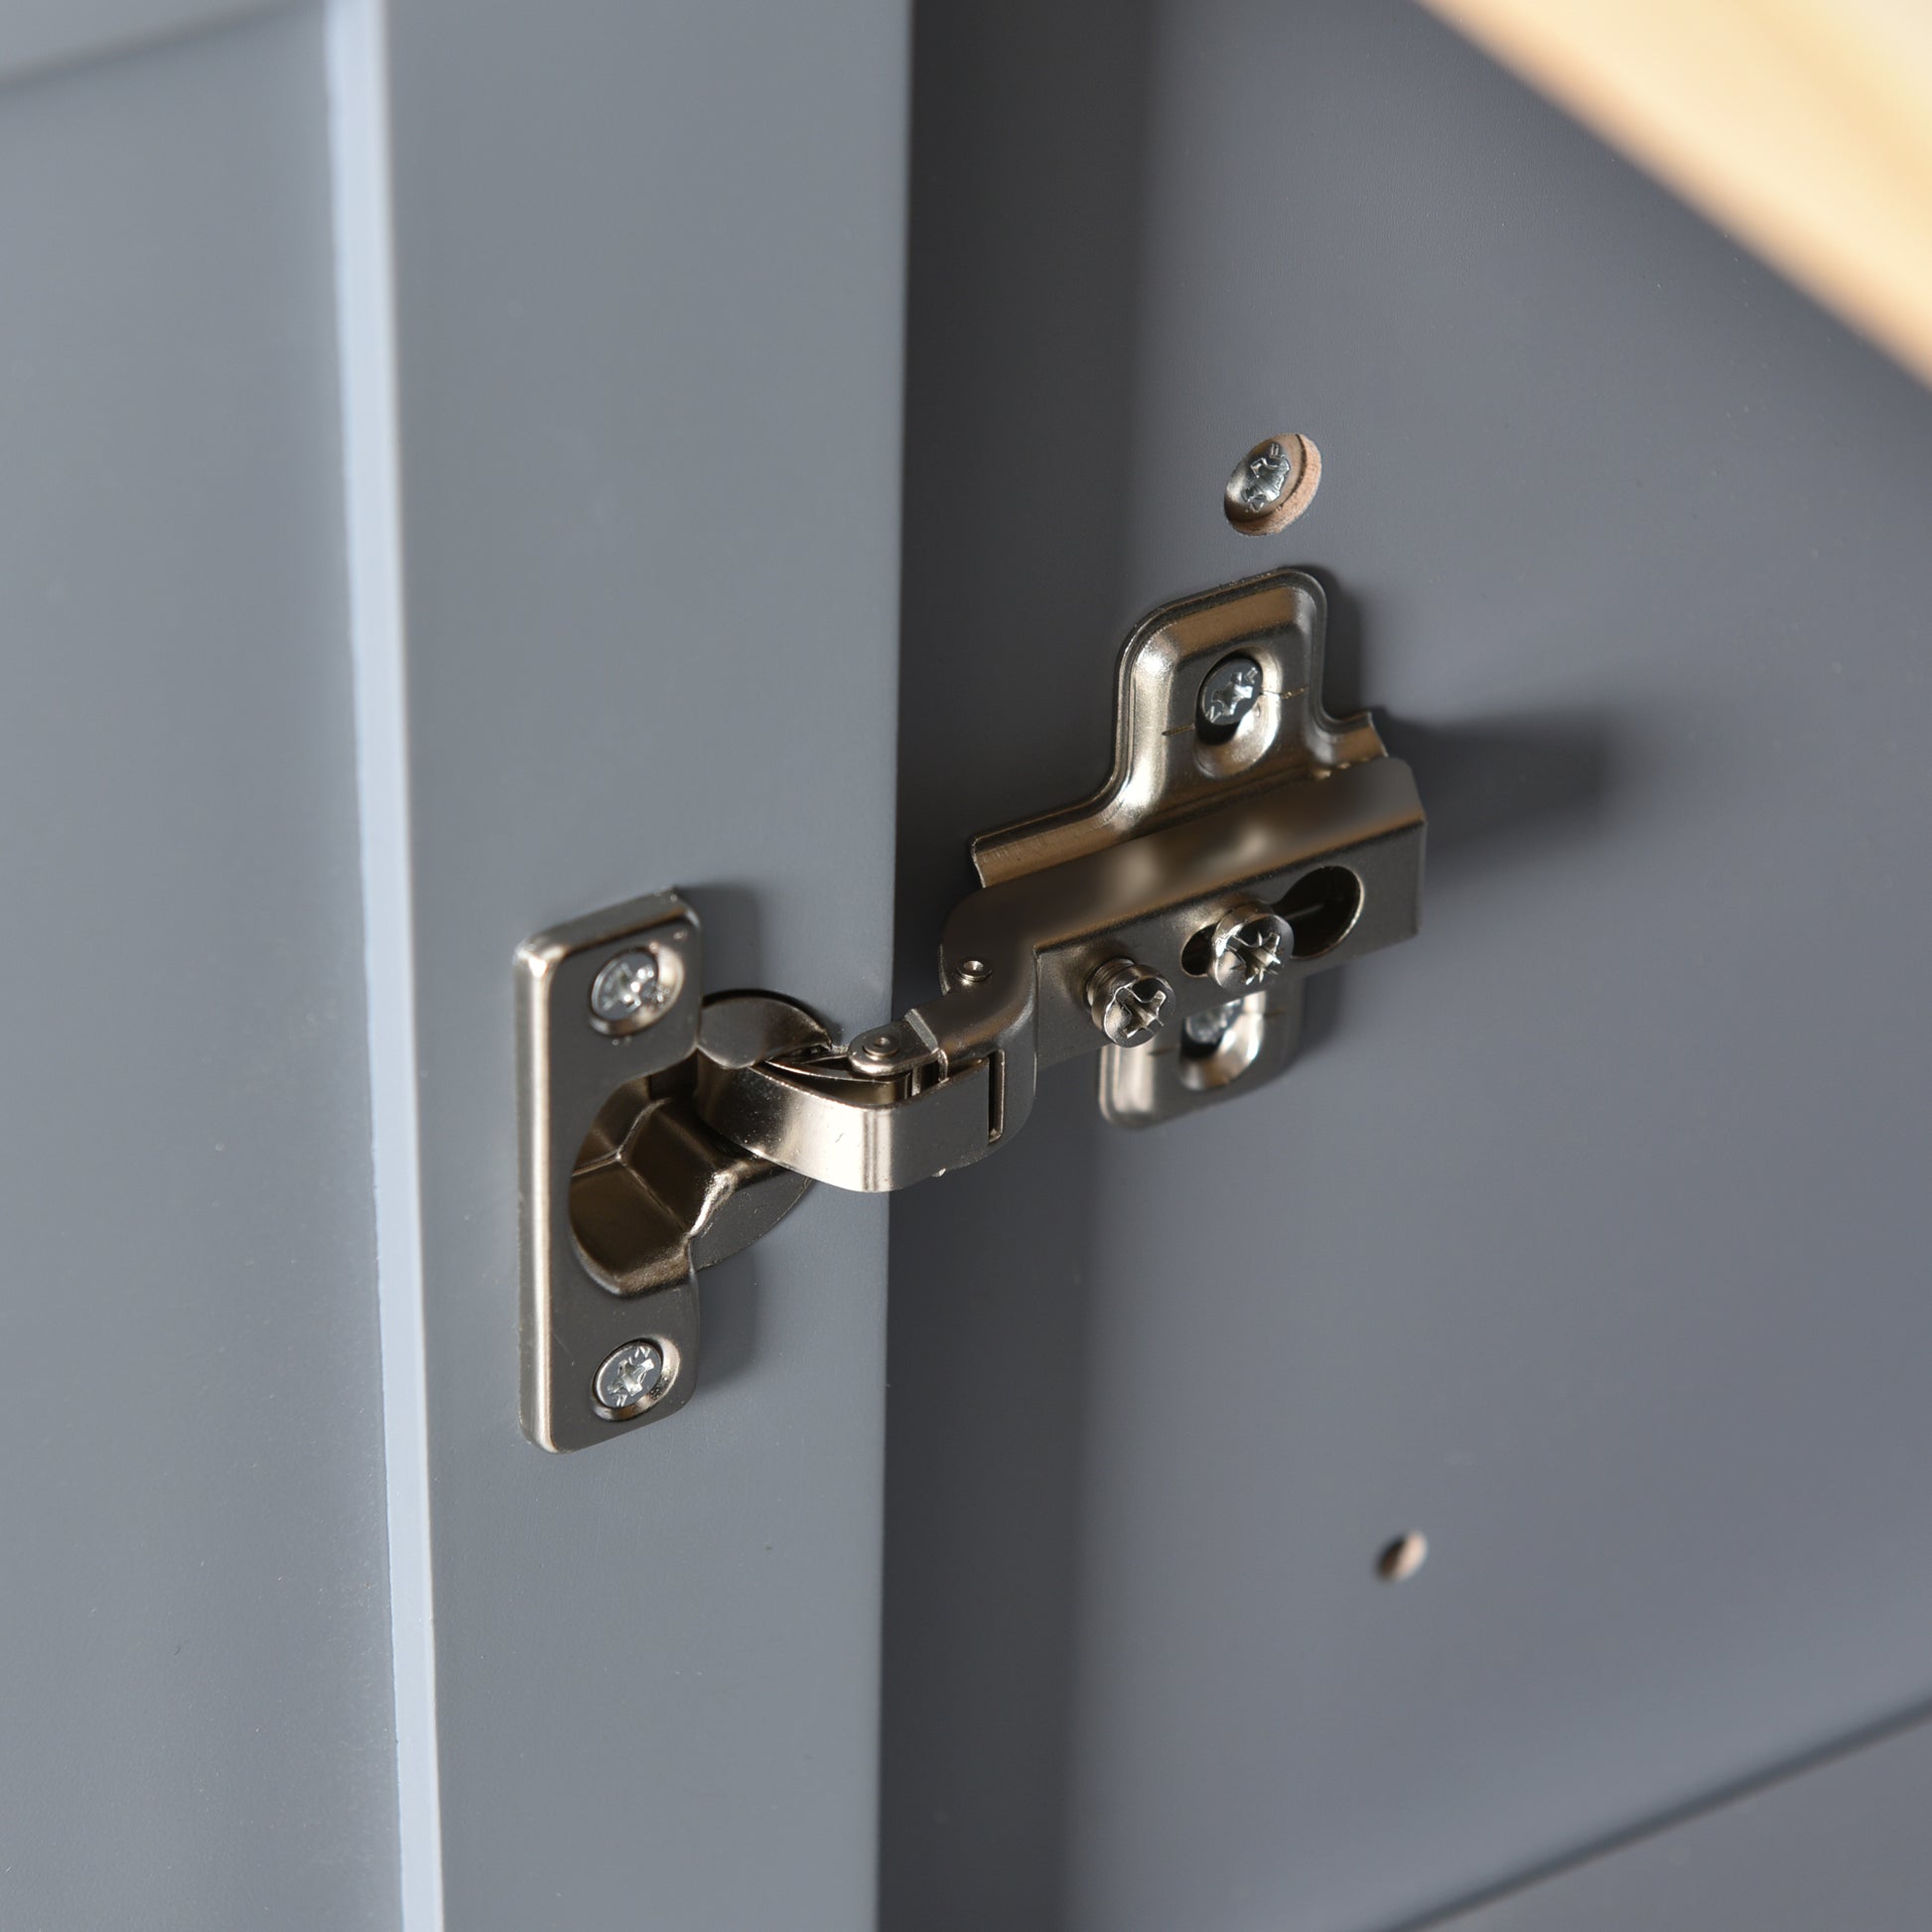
[1277,866,1363,958]
[1376,1532,1428,1584]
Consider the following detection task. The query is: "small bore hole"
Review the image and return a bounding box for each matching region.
[1376,1532,1428,1584]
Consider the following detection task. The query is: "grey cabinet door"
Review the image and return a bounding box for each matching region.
[880,5,1932,1932]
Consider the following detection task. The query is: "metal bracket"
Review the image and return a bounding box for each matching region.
[517,567,1426,1449]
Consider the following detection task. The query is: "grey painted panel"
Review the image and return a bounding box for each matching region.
[0,15,399,1931]
[1437,1711,1932,1930]
[0,0,292,89]
[883,3,1932,1930]
[383,0,909,1924]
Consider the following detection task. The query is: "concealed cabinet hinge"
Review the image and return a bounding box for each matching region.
[516,567,1426,1450]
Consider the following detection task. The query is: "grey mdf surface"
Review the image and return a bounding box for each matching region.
[381,0,911,1925]
[0,0,294,89]
[0,12,399,1930]
[882,3,1932,1929]
[1436,1709,1932,1930]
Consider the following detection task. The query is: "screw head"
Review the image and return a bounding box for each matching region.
[1223,432,1321,534]
[1233,439,1294,513]
[954,957,989,985]
[1182,999,1245,1048]
[1086,958,1173,1046]
[594,1339,666,1417]
[1198,654,1263,735]
[1209,904,1291,992]
[588,944,678,1035]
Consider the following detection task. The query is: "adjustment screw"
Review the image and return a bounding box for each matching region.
[1198,654,1263,735]
[1085,958,1173,1046]
[588,944,680,1035]
[1208,902,1291,992]
[595,1339,666,1417]
[1182,999,1245,1048]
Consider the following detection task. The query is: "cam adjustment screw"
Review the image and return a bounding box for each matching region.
[1209,901,1292,992]
[1183,999,1245,1048]
[1085,957,1173,1047]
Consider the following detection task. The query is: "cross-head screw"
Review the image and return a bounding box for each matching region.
[588,943,682,1035]
[1197,653,1263,736]
[1223,431,1321,534]
[594,1338,667,1418]
[1085,957,1173,1046]
[1182,999,1245,1049]
[1234,440,1294,513]
[1208,901,1291,992]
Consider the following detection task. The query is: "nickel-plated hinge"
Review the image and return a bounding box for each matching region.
[517,567,1426,1449]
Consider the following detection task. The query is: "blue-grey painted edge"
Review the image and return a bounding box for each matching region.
[327,0,444,1925]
